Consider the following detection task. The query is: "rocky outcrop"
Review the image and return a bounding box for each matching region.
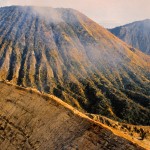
[0,81,144,150]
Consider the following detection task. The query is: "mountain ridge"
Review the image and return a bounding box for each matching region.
[109,19,150,55]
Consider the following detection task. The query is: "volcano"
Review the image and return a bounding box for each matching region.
[0,6,150,125]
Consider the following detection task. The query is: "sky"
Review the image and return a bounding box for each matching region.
[0,0,150,28]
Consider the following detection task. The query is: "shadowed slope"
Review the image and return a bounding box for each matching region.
[109,19,150,55]
[0,81,144,150]
[0,6,150,125]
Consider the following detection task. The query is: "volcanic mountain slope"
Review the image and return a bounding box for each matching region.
[0,81,144,150]
[87,114,150,149]
[109,19,150,55]
[0,6,150,125]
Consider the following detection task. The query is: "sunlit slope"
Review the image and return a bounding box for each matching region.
[0,81,144,150]
[87,113,150,150]
[0,6,150,125]
[110,19,150,55]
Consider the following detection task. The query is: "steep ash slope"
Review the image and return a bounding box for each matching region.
[0,6,150,125]
[110,19,150,55]
[0,81,144,150]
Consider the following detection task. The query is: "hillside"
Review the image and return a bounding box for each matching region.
[0,81,145,150]
[0,6,150,125]
[87,114,150,149]
[109,19,150,55]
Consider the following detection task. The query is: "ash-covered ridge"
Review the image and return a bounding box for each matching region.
[0,81,144,150]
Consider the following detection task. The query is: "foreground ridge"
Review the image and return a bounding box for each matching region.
[0,81,144,150]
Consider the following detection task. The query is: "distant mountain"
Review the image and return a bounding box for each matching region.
[0,6,150,125]
[0,81,144,150]
[109,19,150,55]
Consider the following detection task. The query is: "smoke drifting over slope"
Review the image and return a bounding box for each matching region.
[1,0,150,28]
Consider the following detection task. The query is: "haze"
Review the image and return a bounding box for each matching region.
[0,0,150,28]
